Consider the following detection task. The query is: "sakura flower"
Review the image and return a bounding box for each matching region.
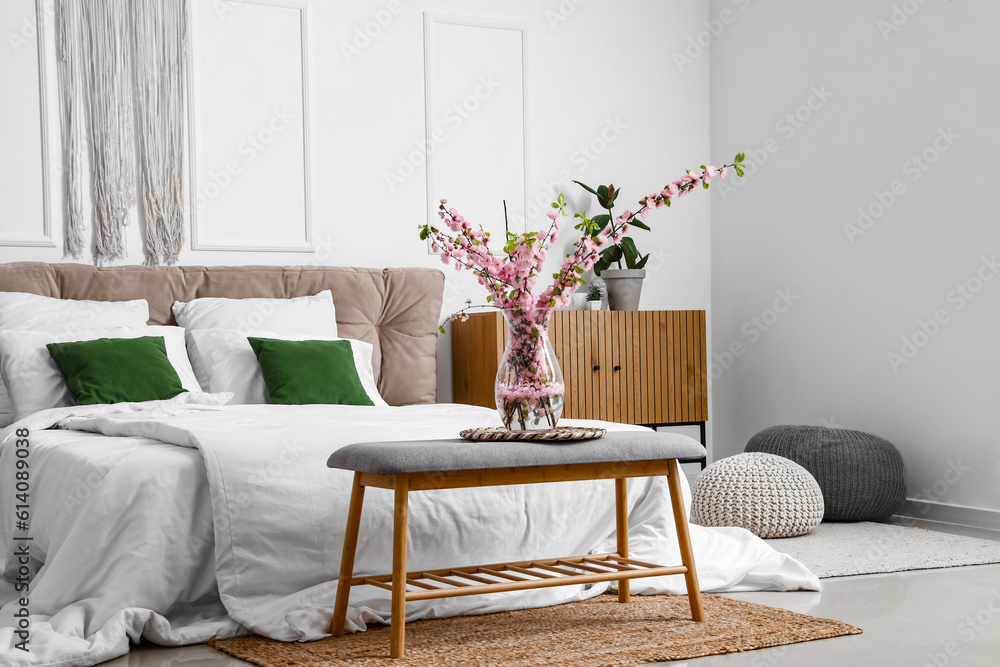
[422,158,741,429]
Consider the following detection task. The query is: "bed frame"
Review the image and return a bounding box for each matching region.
[0,263,445,406]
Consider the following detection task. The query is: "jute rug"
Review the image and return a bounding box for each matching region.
[210,593,861,666]
[765,522,1000,578]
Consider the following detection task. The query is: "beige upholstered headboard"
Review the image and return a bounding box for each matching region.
[0,263,445,406]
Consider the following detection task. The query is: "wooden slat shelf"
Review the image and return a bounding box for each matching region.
[351,553,687,603]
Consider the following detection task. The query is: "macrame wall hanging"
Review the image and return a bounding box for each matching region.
[57,0,188,266]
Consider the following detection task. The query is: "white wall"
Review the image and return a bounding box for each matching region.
[709,0,1000,524]
[0,0,713,404]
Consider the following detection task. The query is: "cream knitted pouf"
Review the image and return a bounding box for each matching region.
[690,453,825,538]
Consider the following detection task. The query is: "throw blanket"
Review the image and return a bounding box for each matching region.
[0,399,819,666]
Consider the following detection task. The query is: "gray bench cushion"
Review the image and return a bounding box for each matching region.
[327,431,706,474]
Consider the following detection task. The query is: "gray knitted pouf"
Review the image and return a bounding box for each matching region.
[690,453,824,538]
[745,425,907,522]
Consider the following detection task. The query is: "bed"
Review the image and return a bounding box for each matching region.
[0,263,818,667]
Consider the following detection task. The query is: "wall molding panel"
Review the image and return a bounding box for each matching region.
[187,0,313,253]
[0,0,56,248]
[422,13,527,250]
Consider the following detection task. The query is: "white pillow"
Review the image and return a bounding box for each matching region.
[0,326,202,421]
[0,292,150,331]
[185,328,386,406]
[172,291,338,337]
[0,293,151,427]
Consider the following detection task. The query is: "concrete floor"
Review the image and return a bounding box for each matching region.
[108,526,1000,667]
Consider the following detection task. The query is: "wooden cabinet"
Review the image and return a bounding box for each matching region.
[451,310,708,428]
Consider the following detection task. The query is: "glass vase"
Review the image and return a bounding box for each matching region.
[495,308,565,432]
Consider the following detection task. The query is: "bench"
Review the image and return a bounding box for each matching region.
[327,430,706,658]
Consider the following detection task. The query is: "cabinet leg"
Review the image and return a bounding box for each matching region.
[699,422,707,469]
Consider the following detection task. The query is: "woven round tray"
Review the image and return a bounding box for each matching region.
[460,426,606,442]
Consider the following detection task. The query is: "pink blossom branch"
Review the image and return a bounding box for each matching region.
[422,162,741,314]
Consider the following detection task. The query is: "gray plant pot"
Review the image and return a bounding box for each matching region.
[601,269,646,310]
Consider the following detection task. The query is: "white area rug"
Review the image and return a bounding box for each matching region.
[765,522,1000,578]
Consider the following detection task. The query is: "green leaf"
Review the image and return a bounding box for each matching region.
[620,237,640,267]
[591,214,611,228]
[596,185,609,209]
[735,165,745,177]
[438,324,446,334]
[703,180,710,189]
[572,180,599,196]
[735,152,745,163]
[630,219,651,231]
[635,254,649,270]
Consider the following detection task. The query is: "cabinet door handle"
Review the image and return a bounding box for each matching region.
[593,365,601,371]
[613,365,622,371]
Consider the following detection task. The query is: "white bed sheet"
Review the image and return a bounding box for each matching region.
[0,426,242,666]
[0,400,819,666]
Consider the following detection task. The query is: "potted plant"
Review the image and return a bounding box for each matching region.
[586,281,604,310]
[571,156,744,310]
[571,181,647,310]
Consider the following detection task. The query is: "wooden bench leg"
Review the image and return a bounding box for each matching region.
[390,474,409,658]
[667,459,704,622]
[615,477,630,603]
[332,472,366,636]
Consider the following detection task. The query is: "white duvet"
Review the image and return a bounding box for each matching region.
[0,398,819,666]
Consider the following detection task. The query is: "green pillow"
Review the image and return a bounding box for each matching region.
[247,337,374,406]
[46,336,187,405]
